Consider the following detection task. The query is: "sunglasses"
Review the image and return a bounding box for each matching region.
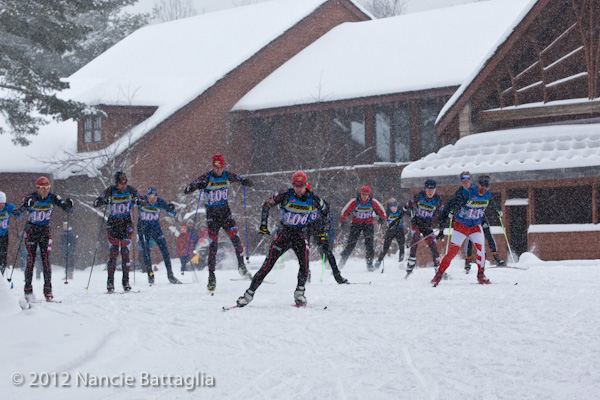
[478,178,491,187]
[460,176,471,181]
[148,194,157,198]
[37,185,51,189]
[388,202,398,208]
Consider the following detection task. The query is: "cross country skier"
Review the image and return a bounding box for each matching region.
[235,171,331,307]
[338,186,386,271]
[93,171,141,293]
[0,191,22,275]
[432,174,501,286]
[403,179,444,277]
[373,198,405,270]
[17,177,73,300]
[184,154,253,291]
[304,184,348,284]
[137,187,181,284]
[456,171,505,273]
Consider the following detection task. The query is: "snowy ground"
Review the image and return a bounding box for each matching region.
[2,253,599,400]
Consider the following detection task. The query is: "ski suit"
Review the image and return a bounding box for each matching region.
[404,190,443,267]
[137,196,176,276]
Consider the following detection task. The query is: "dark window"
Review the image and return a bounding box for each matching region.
[374,105,391,162]
[329,107,366,166]
[289,113,326,169]
[251,116,285,173]
[418,99,443,157]
[508,188,528,198]
[83,117,102,143]
[392,103,410,162]
[534,186,592,224]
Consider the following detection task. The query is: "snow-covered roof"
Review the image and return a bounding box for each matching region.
[233,0,531,112]
[435,0,538,125]
[400,122,600,188]
[1,0,370,177]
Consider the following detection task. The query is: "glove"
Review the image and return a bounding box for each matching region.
[497,210,503,218]
[101,196,111,205]
[334,273,349,284]
[259,224,270,236]
[167,203,176,213]
[378,218,384,225]
[240,177,254,187]
[66,197,73,207]
[318,232,327,244]
[12,209,22,217]
[436,229,445,241]
[184,182,198,194]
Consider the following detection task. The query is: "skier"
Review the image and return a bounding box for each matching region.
[17,177,73,300]
[373,198,405,269]
[456,171,505,273]
[235,171,332,307]
[184,154,254,291]
[338,186,386,271]
[304,184,348,284]
[137,187,180,284]
[433,174,501,286]
[60,221,77,279]
[93,171,141,292]
[403,179,444,277]
[0,191,22,275]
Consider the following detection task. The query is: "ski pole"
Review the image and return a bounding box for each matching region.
[379,224,385,274]
[334,229,343,247]
[64,212,70,285]
[320,252,325,282]
[248,236,266,258]
[498,213,516,263]
[8,222,26,289]
[445,217,454,255]
[85,205,107,290]
[182,190,202,276]
[243,186,250,264]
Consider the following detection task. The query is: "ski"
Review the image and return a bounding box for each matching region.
[120,290,141,294]
[27,299,62,303]
[230,278,274,284]
[488,265,529,270]
[291,305,328,309]
[222,305,238,311]
[348,281,371,285]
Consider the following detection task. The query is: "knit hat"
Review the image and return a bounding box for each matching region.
[0,191,6,203]
[181,226,187,233]
[36,176,51,188]
[360,186,371,195]
[213,154,225,168]
[292,171,307,187]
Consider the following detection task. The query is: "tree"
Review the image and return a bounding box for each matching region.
[362,0,407,18]
[152,0,197,23]
[0,0,147,145]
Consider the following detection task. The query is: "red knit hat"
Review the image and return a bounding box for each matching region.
[306,183,312,191]
[360,185,371,195]
[36,176,51,188]
[212,154,225,168]
[181,226,187,233]
[292,171,307,187]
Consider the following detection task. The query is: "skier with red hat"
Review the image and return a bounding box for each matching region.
[184,154,253,291]
[235,171,336,307]
[338,185,386,271]
[93,171,142,292]
[17,176,73,301]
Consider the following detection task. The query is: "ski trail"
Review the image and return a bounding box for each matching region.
[402,345,436,400]
[55,328,119,373]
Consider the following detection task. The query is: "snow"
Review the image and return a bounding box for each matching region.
[233,0,530,111]
[401,123,600,181]
[2,253,599,399]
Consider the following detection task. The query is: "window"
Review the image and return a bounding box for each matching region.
[418,99,443,157]
[392,103,410,162]
[329,107,366,167]
[374,105,391,162]
[534,186,592,224]
[251,116,285,173]
[83,117,102,143]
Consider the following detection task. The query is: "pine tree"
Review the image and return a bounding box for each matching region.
[0,0,147,145]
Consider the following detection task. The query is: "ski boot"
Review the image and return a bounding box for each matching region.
[24,286,34,302]
[405,257,416,278]
[294,286,307,306]
[43,286,53,301]
[238,263,252,279]
[431,269,444,286]
[148,271,155,285]
[122,275,131,292]
[207,272,216,291]
[464,256,471,274]
[373,259,382,270]
[236,289,255,307]
[477,269,491,284]
[333,272,348,284]
[167,272,181,284]
[107,276,115,293]
[492,252,505,266]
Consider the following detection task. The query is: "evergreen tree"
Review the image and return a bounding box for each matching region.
[0,0,148,145]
